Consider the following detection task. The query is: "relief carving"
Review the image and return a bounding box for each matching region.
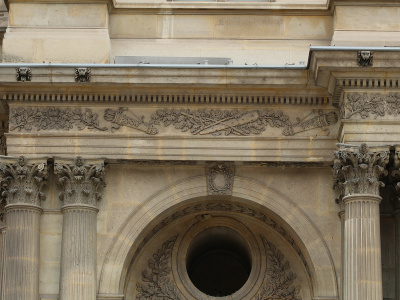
[75,68,91,82]
[256,237,301,300]
[16,67,31,82]
[10,107,108,131]
[136,235,182,300]
[357,50,373,67]
[333,143,389,196]
[343,93,400,119]
[149,109,337,137]
[54,157,106,206]
[128,202,312,284]
[104,108,157,134]
[0,156,48,206]
[206,162,234,195]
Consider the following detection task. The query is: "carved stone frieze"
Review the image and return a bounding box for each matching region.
[104,108,157,134]
[256,237,301,300]
[136,235,182,300]
[342,93,400,119]
[10,107,108,131]
[75,68,91,82]
[333,143,389,197]
[9,106,338,137]
[128,202,312,283]
[206,162,235,195]
[54,157,106,206]
[357,50,373,67]
[16,67,31,82]
[148,109,337,137]
[0,156,48,206]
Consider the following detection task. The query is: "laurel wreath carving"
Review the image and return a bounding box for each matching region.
[136,235,182,300]
[256,237,302,300]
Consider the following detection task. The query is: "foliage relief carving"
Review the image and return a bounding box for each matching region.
[10,107,108,131]
[54,156,106,206]
[343,93,400,119]
[0,156,48,206]
[333,143,389,197]
[136,235,182,300]
[256,237,301,300]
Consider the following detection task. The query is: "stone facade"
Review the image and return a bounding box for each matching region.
[0,0,399,299]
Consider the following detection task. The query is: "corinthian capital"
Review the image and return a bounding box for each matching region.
[333,143,389,197]
[0,156,48,206]
[55,157,105,207]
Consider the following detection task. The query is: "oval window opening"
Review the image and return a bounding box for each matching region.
[186,226,252,297]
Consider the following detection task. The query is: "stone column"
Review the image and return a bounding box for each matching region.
[0,157,48,300]
[333,143,388,300]
[55,157,105,300]
[394,209,400,300]
[0,211,6,300]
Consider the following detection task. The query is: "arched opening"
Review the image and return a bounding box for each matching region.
[186,226,251,297]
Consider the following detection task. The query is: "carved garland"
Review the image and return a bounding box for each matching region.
[10,107,108,132]
[256,237,301,300]
[342,93,400,119]
[136,235,182,300]
[10,107,338,137]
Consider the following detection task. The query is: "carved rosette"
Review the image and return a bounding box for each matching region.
[206,162,235,195]
[333,143,389,197]
[55,156,105,207]
[0,156,48,207]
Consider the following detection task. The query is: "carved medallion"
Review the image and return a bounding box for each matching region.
[206,162,235,195]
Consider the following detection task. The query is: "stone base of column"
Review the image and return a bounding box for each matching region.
[343,194,383,300]
[59,204,99,300]
[5,203,42,300]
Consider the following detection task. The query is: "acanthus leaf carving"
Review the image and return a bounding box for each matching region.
[333,143,389,197]
[10,107,108,132]
[256,237,302,300]
[0,156,48,206]
[136,235,182,300]
[54,156,106,206]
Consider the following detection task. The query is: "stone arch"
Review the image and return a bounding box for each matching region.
[98,175,339,299]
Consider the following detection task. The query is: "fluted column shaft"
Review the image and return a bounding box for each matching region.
[60,205,98,300]
[343,194,382,300]
[5,204,41,300]
[394,210,400,300]
[0,157,48,300]
[333,144,388,300]
[56,157,105,300]
[0,223,6,300]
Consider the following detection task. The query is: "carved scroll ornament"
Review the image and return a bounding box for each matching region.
[0,156,48,206]
[333,143,389,197]
[54,157,106,206]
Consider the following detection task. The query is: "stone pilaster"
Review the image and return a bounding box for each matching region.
[333,143,388,300]
[0,157,48,300]
[55,157,105,300]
